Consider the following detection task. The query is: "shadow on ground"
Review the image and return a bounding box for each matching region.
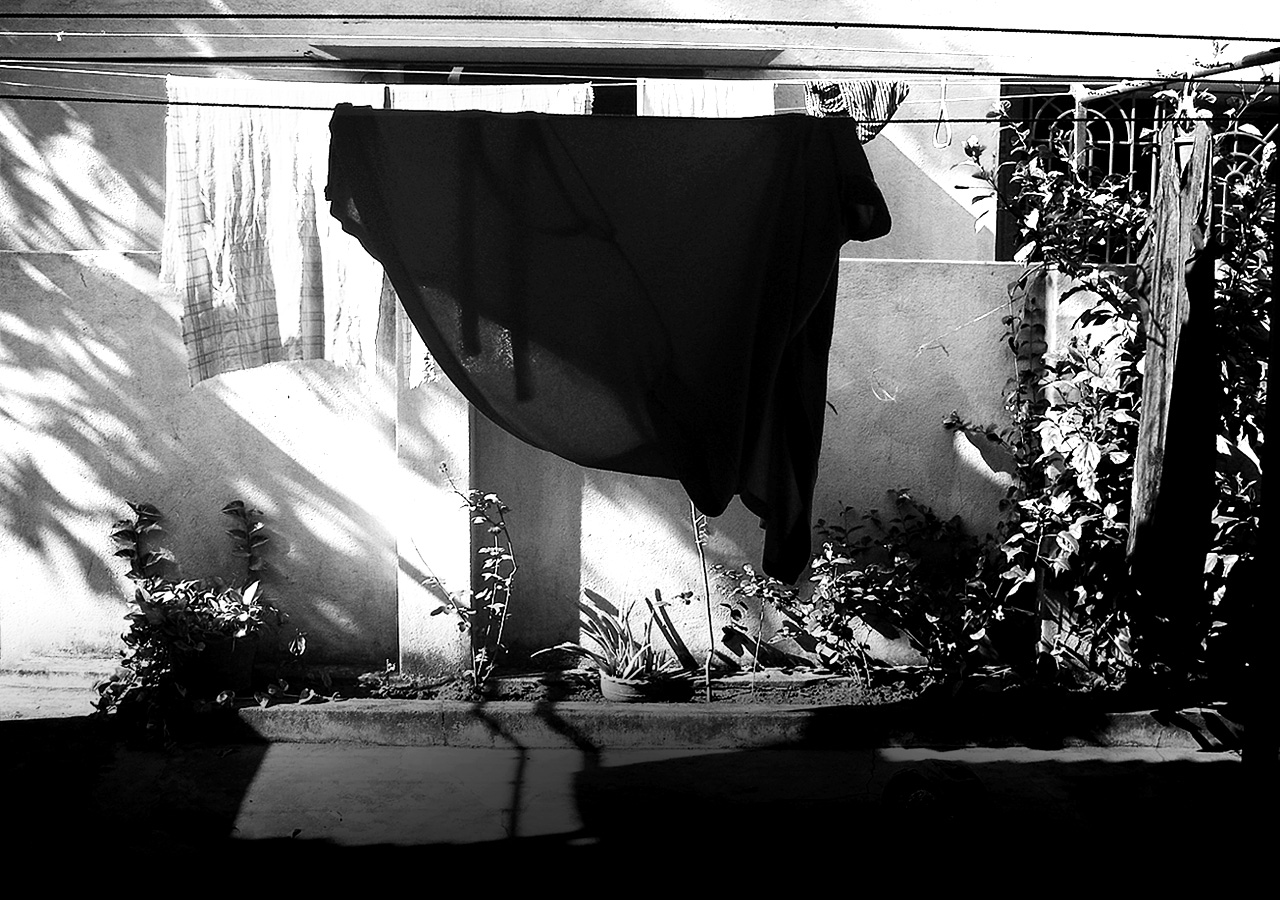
[1,699,1262,873]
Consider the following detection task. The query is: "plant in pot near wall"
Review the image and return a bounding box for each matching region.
[534,593,695,702]
[93,500,292,729]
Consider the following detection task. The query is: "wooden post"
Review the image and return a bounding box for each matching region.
[1127,120,1217,676]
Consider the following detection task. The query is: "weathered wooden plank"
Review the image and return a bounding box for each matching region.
[1127,119,1216,670]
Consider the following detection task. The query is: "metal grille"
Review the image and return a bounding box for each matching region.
[1211,115,1277,242]
[1021,89,1159,264]
[1003,85,1277,264]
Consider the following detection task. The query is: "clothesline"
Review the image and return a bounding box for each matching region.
[0,91,1135,123]
[0,61,1077,107]
[7,66,1259,120]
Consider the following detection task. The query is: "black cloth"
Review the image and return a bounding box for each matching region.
[327,106,891,582]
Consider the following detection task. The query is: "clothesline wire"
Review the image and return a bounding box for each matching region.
[0,72,1087,108]
[3,13,1277,45]
[0,64,1093,106]
[0,90,1214,123]
[0,63,1083,104]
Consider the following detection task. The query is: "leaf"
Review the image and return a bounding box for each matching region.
[1055,531,1080,555]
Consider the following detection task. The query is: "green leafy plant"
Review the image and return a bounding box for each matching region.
[92,500,297,730]
[689,501,716,701]
[533,593,687,682]
[810,492,1005,680]
[1201,121,1272,691]
[713,563,813,694]
[718,494,1006,683]
[430,464,517,693]
[950,116,1148,684]
[948,86,1270,689]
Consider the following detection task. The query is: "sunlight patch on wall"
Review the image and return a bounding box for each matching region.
[0,100,161,251]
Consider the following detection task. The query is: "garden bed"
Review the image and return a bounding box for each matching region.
[333,663,1231,717]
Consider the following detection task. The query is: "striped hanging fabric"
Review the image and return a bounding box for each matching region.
[803,80,911,143]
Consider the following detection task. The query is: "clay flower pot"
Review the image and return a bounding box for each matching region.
[599,672,694,703]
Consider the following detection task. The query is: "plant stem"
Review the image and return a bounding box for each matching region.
[690,500,713,703]
[751,600,764,698]
[489,505,517,679]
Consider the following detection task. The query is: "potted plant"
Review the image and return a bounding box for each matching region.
[94,500,288,725]
[534,594,694,702]
[128,577,272,697]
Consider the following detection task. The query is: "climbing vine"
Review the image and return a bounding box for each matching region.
[951,85,1271,687]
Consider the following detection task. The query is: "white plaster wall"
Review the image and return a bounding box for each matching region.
[0,92,401,667]
[1,55,1020,672]
[0,252,401,666]
[476,260,1021,664]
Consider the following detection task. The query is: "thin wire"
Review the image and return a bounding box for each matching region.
[0,79,157,102]
[0,62,170,80]
[0,90,1178,123]
[3,13,1277,44]
[0,64,1087,102]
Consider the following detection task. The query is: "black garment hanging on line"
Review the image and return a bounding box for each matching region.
[326,105,892,582]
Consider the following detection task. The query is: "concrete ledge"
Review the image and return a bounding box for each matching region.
[235,699,1244,752]
[2,659,1244,752]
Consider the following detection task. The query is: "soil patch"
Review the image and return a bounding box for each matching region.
[345,666,939,706]
[334,664,1228,718]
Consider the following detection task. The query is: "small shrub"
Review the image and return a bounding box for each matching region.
[809,492,1006,679]
[93,500,297,733]
[719,493,1009,681]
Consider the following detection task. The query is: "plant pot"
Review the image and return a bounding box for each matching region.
[175,635,257,698]
[599,672,694,703]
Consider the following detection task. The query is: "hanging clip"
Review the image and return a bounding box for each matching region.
[933,75,953,148]
[448,66,463,85]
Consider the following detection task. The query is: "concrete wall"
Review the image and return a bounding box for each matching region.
[0,91,401,667]
[475,259,1020,663]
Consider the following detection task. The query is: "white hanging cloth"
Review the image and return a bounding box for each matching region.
[636,78,776,117]
[161,76,385,384]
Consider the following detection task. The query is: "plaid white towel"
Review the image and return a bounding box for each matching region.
[162,76,595,386]
[161,76,385,384]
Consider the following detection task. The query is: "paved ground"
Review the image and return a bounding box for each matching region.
[0,667,1271,876]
